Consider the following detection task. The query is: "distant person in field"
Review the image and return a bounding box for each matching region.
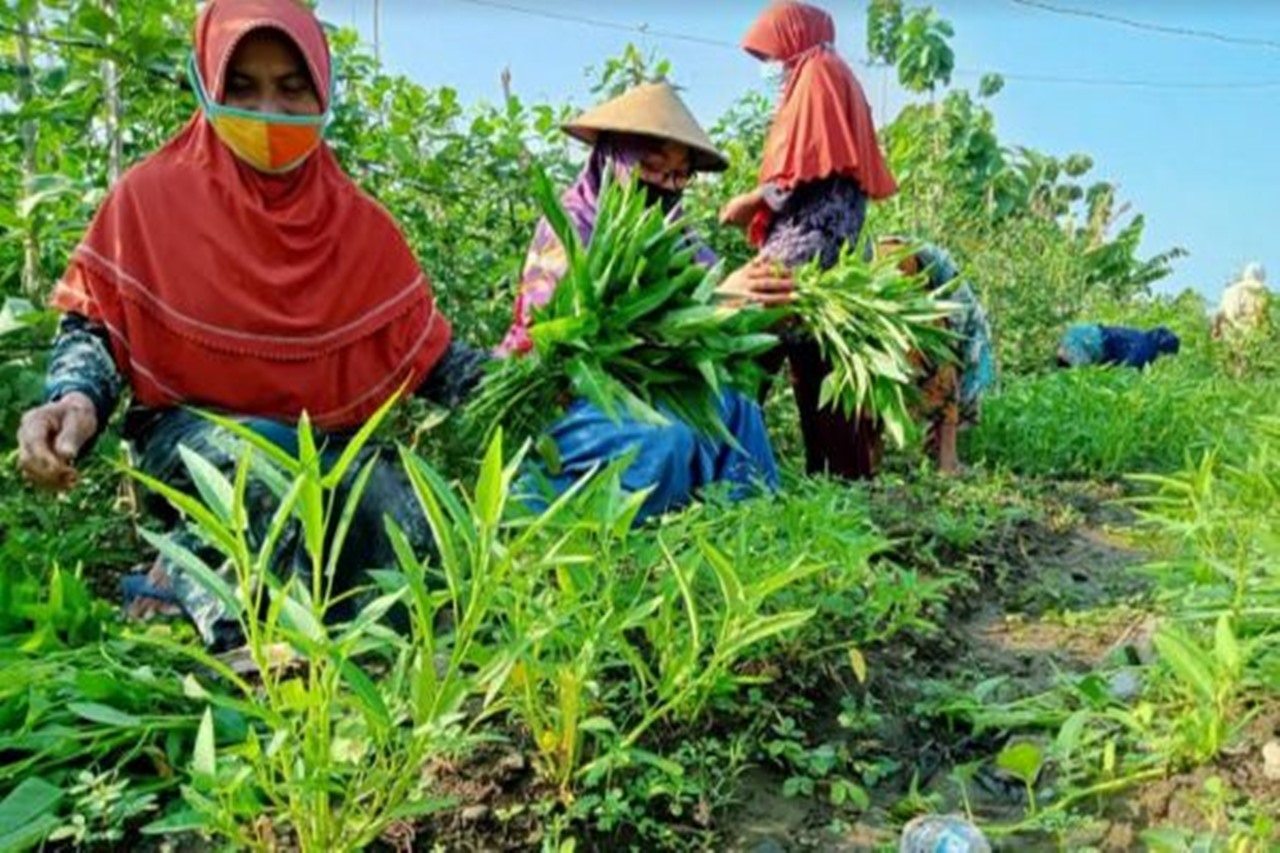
[874,238,996,474]
[1213,262,1271,340]
[498,82,783,522]
[15,0,485,650]
[718,0,899,481]
[1056,324,1181,369]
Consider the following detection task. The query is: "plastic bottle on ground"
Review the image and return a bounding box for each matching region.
[899,814,992,853]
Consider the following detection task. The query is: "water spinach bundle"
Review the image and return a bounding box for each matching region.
[469,165,779,443]
[790,243,958,448]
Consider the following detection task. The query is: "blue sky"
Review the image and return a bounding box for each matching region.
[315,0,1279,300]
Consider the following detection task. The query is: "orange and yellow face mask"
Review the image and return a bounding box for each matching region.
[187,54,331,174]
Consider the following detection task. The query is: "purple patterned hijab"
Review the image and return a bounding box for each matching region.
[498,133,718,356]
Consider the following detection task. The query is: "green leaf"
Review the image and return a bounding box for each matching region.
[138,529,241,620]
[847,647,868,685]
[177,445,235,525]
[566,357,622,423]
[699,539,744,614]
[295,414,326,563]
[1154,625,1216,704]
[0,777,62,852]
[341,589,407,644]
[995,740,1044,785]
[277,588,326,646]
[744,556,827,603]
[337,658,392,733]
[720,610,814,659]
[474,428,508,531]
[125,468,239,558]
[388,797,456,821]
[141,808,211,836]
[531,165,583,276]
[1139,828,1194,852]
[324,453,380,582]
[529,314,601,350]
[402,446,475,541]
[255,478,305,574]
[320,388,401,488]
[0,297,41,336]
[192,707,216,782]
[831,778,870,810]
[398,449,465,603]
[194,409,300,474]
[536,433,563,476]
[665,541,701,670]
[609,273,689,327]
[67,702,142,727]
[1054,709,1094,766]
[1213,614,1242,678]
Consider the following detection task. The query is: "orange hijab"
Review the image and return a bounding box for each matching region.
[51,0,451,430]
[744,2,896,242]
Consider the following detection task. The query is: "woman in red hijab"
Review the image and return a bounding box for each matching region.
[15,0,482,648]
[719,1,898,480]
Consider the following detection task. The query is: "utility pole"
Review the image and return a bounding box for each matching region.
[373,0,381,63]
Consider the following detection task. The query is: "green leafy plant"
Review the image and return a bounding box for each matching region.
[418,456,824,795]
[790,242,956,447]
[6,5,1269,849]
[0,776,64,852]
[467,165,779,444]
[0,561,112,650]
[966,358,1274,479]
[1151,616,1250,765]
[48,769,158,846]
[125,398,469,851]
[0,298,55,450]
[0,637,204,849]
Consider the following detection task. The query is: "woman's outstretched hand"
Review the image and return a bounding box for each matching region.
[717,256,795,308]
[719,188,765,229]
[17,392,98,491]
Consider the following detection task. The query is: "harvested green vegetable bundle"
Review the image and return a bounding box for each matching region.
[468,165,779,444]
[791,242,958,448]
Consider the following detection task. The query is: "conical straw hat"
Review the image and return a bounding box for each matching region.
[562,81,729,173]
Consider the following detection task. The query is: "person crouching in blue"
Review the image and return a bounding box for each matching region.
[1056,324,1181,369]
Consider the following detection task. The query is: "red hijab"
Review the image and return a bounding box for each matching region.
[744,2,896,243]
[51,0,451,430]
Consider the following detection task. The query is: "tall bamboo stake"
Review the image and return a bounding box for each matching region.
[103,0,122,185]
[18,8,40,295]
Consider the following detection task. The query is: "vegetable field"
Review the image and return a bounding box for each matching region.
[1,2,1277,851]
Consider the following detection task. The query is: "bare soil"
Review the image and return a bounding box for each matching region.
[718,482,1279,852]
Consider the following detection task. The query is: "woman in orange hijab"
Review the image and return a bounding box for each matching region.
[719,1,898,480]
[15,0,481,648]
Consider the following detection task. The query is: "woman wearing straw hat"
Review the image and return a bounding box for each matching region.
[499,82,784,523]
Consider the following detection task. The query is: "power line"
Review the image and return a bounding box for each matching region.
[449,0,739,50]
[953,66,1280,91]
[444,0,1280,92]
[1006,0,1280,53]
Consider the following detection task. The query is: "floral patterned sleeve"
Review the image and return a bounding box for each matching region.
[496,221,569,357]
[44,312,123,429]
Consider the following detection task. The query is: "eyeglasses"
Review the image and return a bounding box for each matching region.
[640,164,695,190]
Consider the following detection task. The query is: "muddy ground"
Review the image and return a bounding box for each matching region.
[718,484,1277,852]
[404,480,1277,852]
